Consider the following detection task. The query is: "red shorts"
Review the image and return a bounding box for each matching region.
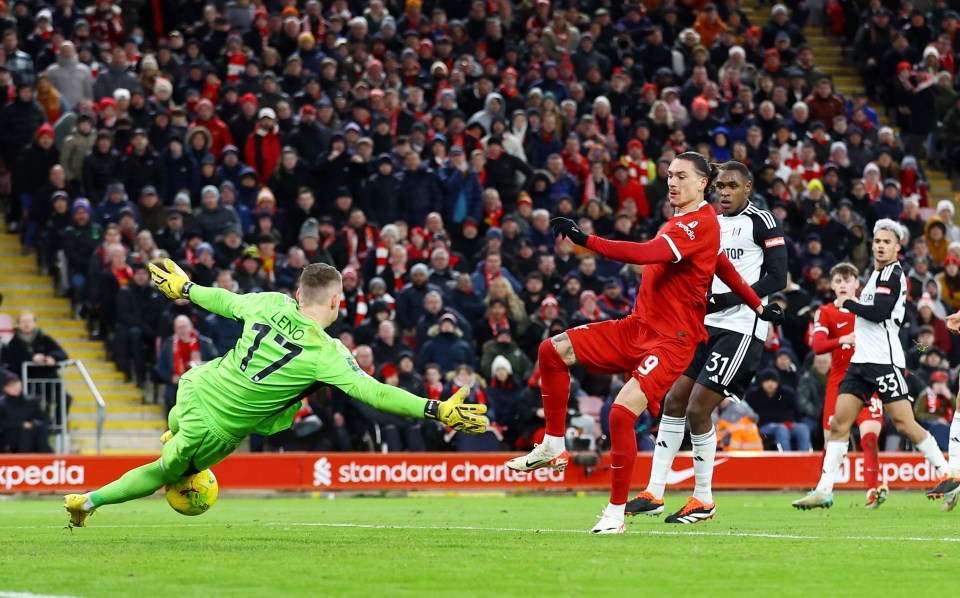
[822,387,884,431]
[566,316,696,418]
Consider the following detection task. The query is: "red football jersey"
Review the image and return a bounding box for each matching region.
[634,201,721,344]
[811,301,856,391]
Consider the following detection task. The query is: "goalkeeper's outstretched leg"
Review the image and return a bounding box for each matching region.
[65,385,241,527]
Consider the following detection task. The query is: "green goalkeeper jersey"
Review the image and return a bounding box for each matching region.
[180,286,428,437]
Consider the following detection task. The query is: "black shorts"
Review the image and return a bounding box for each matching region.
[685,326,764,402]
[838,363,911,404]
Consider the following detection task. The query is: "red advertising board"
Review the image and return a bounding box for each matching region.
[0,452,943,493]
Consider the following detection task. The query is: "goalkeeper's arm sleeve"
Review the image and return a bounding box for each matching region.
[187,285,244,319]
[348,375,430,419]
[320,341,428,418]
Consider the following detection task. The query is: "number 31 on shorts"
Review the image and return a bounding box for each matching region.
[637,355,659,376]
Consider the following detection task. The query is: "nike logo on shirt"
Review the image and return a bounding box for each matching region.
[838,322,849,328]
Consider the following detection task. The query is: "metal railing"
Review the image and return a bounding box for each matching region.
[21,359,107,454]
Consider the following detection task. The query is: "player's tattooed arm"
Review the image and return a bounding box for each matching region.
[550,332,580,367]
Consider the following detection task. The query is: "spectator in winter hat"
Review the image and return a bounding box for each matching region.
[936,200,960,242]
[418,312,477,373]
[194,185,240,242]
[244,108,282,182]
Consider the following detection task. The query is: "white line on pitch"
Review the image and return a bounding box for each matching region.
[0,592,83,598]
[3,521,960,542]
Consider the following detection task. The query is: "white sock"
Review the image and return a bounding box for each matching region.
[605,502,625,520]
[646,415,686,499]
[690,427,717,504]
[916,433,948,476]
[949,413,960,474]
[541,434,565,453]
[82,495,95,512]
[815,440,848,495]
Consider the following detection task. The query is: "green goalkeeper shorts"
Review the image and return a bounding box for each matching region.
[160,377,243,480]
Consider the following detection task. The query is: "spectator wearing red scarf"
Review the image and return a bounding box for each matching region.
[156,315,217,413]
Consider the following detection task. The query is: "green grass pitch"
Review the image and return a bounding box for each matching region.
[0,492,956,596]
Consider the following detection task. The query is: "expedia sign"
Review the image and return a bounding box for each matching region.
[837,456,940,485]
[0,460,84,489]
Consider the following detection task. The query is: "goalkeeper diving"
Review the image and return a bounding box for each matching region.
[64,262,486,526]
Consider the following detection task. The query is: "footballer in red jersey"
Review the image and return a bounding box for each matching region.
[809,263,885,508]
[505,152,784,534]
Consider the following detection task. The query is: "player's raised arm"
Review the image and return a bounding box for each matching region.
[148,258,244,319]
[551,217,680,265]
[318,341,487,433]
[841,267,901,323]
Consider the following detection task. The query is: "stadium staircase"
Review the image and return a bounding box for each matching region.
[0,227,166,454]
[740,6,955,206]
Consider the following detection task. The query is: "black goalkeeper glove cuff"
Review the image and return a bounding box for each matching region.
[550,217,589,247]
[424,400,440,420]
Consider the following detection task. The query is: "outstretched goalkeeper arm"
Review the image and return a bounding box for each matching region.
[148,258,249,319]
[319,340,487,433]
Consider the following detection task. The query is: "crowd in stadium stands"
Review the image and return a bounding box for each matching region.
[0,0,959,454]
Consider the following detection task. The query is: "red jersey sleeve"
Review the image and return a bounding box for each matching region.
[715,251,762,310]
[810,307,841,354]
[585,235,677,264]
[659,213,704,263]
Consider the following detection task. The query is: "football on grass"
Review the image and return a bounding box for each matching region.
[165,469,219,516]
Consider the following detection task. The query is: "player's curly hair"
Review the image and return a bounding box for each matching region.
[676,151,719,191]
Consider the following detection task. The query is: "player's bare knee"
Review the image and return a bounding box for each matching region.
[685,403,713,434]
[828,418,852,441]
[662,390,687,419]
[663,376,694,419]
[890,414,920,438]
[614,377,647,414]
[686,385,721,428]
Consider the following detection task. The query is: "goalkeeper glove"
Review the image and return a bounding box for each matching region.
[424,387,488,433]
[758,303,785,323]
[550,217,589,247]
[148,258,193,300]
